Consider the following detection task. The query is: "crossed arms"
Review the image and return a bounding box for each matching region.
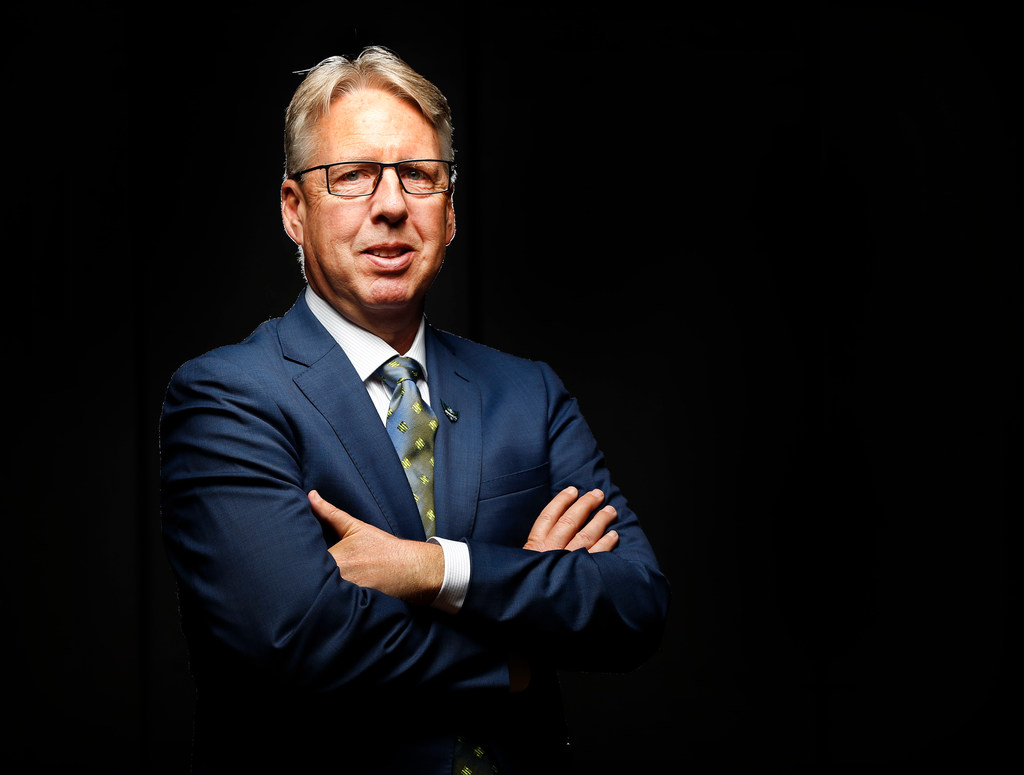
[309,484,622,691]
[309,484,620,605]
[160,346,669,697]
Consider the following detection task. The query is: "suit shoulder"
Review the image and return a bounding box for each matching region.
[429,327,569,401]
[431,327,542,372]
[167,316,286,387]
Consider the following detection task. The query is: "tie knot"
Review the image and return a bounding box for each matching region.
[379,356,423,393]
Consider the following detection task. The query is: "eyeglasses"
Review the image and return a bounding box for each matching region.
[292,159,455,197]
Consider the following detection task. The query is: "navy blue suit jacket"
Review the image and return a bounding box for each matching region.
[160,292,669,773]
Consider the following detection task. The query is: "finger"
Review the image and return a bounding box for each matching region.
[524,486,579,548]
[564,505,617,552]
[545,489,605,549]
[588,529,619,553]
[308,490,358,537]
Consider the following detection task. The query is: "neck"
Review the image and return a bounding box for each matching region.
[375,319,420,355]
[338,301,423,355]
[356,301,424,355]
[306,286,423,355]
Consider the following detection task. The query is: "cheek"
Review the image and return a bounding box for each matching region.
[419,200,455,247]
[310,209,361,255]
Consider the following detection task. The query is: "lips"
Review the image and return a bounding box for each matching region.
[364,245,410,258]
[361,243,415,270]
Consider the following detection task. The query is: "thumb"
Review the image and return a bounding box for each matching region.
[308,490,358,536]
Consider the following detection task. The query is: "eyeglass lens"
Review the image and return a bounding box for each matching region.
[326,161,450,196]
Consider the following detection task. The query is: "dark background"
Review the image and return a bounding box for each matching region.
[4,2,1018,772]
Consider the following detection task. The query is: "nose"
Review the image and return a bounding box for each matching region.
[369,166,409,224]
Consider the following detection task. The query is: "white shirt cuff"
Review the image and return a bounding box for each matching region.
[426,536,470,614]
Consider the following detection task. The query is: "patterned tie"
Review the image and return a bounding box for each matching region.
[452,736,500,774]
[380,359,499,774]
[379,356,438,537]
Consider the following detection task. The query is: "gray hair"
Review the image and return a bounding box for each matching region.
[283,47,454,178]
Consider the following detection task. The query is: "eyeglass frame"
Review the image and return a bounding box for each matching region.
[290,159,457,197]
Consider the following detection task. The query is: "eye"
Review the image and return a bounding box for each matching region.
[330,163,375,182]
[327,163,379,194]
[398,161,446,192]
[401,164,430,181]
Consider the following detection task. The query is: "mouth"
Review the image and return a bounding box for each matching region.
[361,243,415,269]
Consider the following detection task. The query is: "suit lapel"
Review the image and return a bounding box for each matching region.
[426,327,483,540]
[280,294,426,540]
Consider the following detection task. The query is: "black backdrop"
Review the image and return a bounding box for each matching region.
[4,2,1018,772]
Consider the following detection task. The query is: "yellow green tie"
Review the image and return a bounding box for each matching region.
[380,359,498,773]
[452,735,500,774]
[379,357,438,538]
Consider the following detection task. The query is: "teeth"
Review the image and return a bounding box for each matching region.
[368,248,407,257]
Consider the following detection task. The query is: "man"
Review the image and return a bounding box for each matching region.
[160,47,669,774]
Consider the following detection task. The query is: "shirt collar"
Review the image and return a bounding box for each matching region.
[304,285,428,383]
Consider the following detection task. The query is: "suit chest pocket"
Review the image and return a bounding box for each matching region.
[478,462,550,502]
[476,462,551,546]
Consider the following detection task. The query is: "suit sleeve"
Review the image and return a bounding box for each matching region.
[159,353,509,695]
[460,362,671,672]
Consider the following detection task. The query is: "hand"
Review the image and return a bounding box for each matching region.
[308,490,443,605]
[513,487,616,693]
[523,487,619,553]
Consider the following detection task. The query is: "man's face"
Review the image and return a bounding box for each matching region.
[282,89,455,339]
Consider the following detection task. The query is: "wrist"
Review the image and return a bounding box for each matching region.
[408,539,445,606]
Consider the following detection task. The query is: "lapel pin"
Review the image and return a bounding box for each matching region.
[441,400,459,423]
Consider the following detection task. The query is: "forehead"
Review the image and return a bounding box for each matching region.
[314,88,442,161]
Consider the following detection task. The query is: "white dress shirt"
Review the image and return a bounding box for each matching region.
[305,286,469,613]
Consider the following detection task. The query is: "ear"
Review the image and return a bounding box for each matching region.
[444,186,456,246]
[281,178,306,246]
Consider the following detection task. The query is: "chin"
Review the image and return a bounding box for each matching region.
[365,278,425,309]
